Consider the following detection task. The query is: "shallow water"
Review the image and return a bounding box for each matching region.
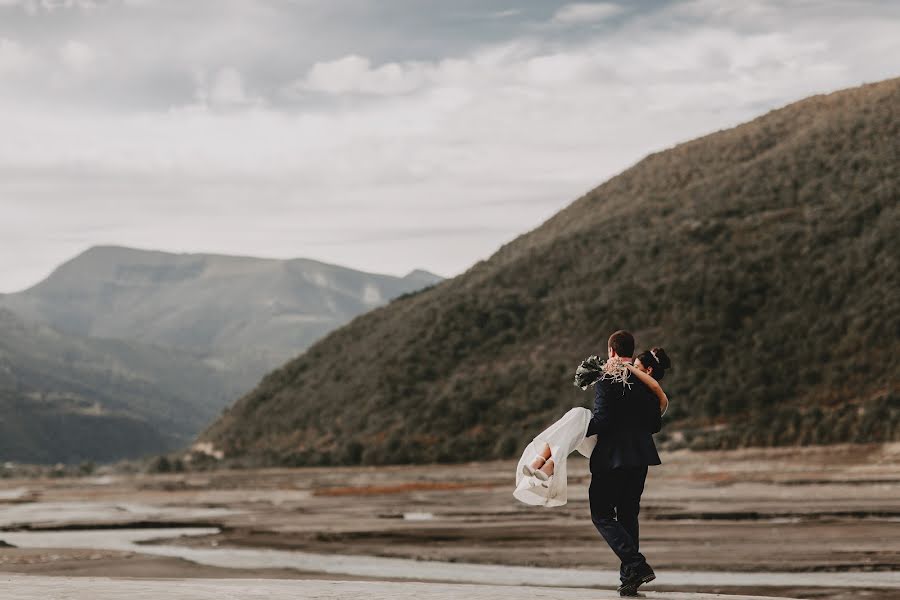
[2,527,898,590]
[0,487,30,501]
[0,502,236,528]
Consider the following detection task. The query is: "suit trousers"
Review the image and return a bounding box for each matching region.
[589,465,649,582]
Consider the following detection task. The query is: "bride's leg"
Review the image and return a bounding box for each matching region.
[539,457,555,477]
[529,442,551,470]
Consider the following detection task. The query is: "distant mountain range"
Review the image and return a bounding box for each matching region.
[0,308,230,463]
[198,78,900,466]
[0,248,441,463]
[1,246,442,389]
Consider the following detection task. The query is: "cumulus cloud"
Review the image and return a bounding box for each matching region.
[295,54,426,96]
[293,53,486,97]
[59,40,96,72]
[293,41,561,97]
[0,38,36,73]
[196,66,261,107]
[0,0,899,290]
[552,2,622,24]
[1,0,104,14]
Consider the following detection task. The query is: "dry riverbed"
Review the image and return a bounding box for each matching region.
[0,443,897,600]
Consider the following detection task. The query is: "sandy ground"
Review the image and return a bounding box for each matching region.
[0,443,897,600]
[0,574,809,600]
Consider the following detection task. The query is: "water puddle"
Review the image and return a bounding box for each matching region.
[0,488,32,502]
[0,502,237,529]
[1,527,898,590]
[402,512,434,521]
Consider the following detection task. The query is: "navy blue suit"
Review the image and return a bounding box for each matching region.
[586,368,662,582]
[586,374,662,469]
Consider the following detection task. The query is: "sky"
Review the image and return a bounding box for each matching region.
[1,0,899,292]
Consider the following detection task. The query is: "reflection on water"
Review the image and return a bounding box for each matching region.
[402,512,434,521]
[0,502,237,528]
[1,527,219,552]
[0,488,31,501]
[2,527,899,590]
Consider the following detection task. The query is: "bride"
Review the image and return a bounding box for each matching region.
[513,348,671,507]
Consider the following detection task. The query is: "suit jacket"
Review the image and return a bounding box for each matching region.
[586,370,662,471]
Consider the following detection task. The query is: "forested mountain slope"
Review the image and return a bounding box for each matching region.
[0,308,230,463]
[200,78,899,465]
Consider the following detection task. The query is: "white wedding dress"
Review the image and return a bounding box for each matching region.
[513,407,597,507]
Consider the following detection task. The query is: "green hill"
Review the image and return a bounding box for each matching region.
[199,78,900,466]
[0,308,232,463]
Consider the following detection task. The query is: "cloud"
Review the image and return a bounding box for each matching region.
[0,38,36,74]
[59,40,96,72]
[1,0,104,14]
[209,67,246,104]
[294,55,428,96]
[489,9,520,19]
[2,6,898,182]
[292,41,551,97]
[1,0,900,291]
[552,2,623,24]
[189,67,262,108]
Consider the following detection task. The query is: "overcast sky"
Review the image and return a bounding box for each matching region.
[1,0,898,291]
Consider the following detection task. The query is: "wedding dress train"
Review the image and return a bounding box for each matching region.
[513,407,597,507]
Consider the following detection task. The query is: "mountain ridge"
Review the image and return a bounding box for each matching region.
[198,78,900,466]
[0,246,441,463]
[8,244,444,294]
[0,245,443,391]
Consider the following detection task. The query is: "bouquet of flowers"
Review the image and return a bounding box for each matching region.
[573,355,632,390]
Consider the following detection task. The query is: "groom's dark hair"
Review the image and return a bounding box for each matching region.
[608,330,635,357]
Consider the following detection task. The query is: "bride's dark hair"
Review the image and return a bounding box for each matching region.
[636,347,672,381]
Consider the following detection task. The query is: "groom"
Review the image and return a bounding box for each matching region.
[586,330,662,597]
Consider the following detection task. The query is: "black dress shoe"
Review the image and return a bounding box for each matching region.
[617,564,655,597]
